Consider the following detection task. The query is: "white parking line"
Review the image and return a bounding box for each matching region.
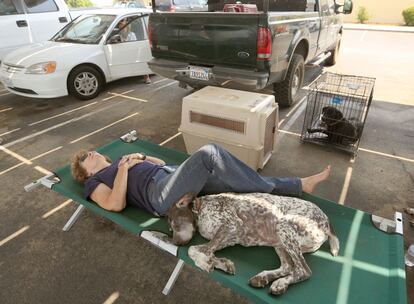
[152,78,170,85]
[3,102,118,148]
[102,89,134,101]
[152,81,177,93]
[0,226,30,247]
[0,146,62,176]
[70,112,139,144]
[0,128,20,137]
[360,30,367,41]
[159,132,182,146]
[0,107,12,113]
[34,166,51,175]
[0,92,11,97]
[278,129,300,137]
[103,292,120,304]
[28,102,98,126]
[30,146,63,160]
[0,145,32,164]
[277,129,414,164]
[359,147,414,163]
[339,167,353,204]
[42,199,72,219]
[107,92,148,102]
[277,101,307,142]
[285,96,306,118]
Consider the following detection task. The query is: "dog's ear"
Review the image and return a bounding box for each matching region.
[176,193,194,208]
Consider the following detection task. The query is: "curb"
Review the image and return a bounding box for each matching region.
[343,24,414,33]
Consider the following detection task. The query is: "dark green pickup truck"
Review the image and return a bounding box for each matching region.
[148,0,353,106]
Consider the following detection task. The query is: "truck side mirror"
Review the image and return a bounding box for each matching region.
[334,0,353,14]
[343,0,353,14]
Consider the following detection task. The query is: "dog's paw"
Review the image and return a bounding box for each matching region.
[214,257,235,275]
[269,278,290,295]
[188,246,213,273]
[249,274,269,288]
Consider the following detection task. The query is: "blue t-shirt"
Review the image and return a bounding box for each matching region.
[84,158,162,214]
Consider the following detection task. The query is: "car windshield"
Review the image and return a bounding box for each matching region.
[52,15,116,44]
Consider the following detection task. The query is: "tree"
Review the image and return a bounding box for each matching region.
[357,7,369,24]
[66,0,93,8]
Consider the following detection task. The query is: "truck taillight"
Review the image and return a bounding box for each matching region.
[148,22,153,49]
[257,27,271,60]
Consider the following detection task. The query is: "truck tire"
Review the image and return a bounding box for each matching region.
[274,54,304,107]
[68,65,104,100]
[325,34,341,66]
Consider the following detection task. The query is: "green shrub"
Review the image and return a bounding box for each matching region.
[402,7,414,26]
[66,0,93,8]
[357,6,369,24]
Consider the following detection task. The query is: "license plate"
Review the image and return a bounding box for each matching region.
[1,76,13,88]
[189,66,210,81]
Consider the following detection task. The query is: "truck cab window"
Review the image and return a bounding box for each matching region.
[0,0,18,15]
[23,0,58,13]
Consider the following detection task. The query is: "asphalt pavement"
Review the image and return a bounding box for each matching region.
[0,28,413,304]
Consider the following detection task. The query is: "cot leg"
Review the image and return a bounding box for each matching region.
[63,205,85,231]
[162,259,184,295]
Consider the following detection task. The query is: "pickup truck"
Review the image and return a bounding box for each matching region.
[148,0,353,106]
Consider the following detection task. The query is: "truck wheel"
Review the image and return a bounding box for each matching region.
[68,65,104,100]
[325,35,341,66]
[274,54,304,107]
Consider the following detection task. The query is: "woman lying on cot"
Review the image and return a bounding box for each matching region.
[71,144,331,216]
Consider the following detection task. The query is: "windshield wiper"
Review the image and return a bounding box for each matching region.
[55,37,88,44]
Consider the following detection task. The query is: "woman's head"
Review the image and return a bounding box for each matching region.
[71,150,111,183]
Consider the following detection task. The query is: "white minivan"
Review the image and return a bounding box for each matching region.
[0,0,106,61]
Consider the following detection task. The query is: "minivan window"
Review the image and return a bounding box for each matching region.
[23,0,58,13]
[0,0,19,15]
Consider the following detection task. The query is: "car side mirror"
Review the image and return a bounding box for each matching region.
[108,34,122,44]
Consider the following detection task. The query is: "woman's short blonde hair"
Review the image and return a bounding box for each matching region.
[71,150,112,183]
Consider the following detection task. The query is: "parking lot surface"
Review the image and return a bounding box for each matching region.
[0,29,413,303]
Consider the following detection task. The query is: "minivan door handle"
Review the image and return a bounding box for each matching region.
[16,20,28,27]
[58,17,68,23]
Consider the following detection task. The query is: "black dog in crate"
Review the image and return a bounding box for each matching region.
[307,106,361,145]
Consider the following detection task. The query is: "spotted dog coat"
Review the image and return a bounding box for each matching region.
[167,192,339,295]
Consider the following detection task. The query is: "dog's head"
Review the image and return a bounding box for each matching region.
[321,106,344,126]
[166,193,199,246]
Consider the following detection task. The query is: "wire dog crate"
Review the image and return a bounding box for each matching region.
[301,72,376,155]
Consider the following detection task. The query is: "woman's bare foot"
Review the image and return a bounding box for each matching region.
[301,165,331,193]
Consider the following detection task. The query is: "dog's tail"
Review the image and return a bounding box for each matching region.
[328,222,340,257]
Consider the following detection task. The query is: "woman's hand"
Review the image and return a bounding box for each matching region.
[123,153,146,161]
[118,155,144,170]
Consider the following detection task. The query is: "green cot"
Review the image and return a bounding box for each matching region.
[25,131,407,304]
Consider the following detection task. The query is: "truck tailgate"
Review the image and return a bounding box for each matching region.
[149,13,261,69]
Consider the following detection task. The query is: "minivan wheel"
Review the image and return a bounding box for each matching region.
[68,65,103,100]
[274,54,304,107]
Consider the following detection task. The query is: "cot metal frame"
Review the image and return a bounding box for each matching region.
[24,130,184,296]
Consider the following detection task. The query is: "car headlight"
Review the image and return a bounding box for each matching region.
[25,61,57,74]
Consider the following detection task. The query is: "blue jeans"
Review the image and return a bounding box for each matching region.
[147,144,302,216]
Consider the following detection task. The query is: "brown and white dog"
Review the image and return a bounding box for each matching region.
[167,192,339,295]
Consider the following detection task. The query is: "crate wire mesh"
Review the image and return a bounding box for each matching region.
[301,73,376,155]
